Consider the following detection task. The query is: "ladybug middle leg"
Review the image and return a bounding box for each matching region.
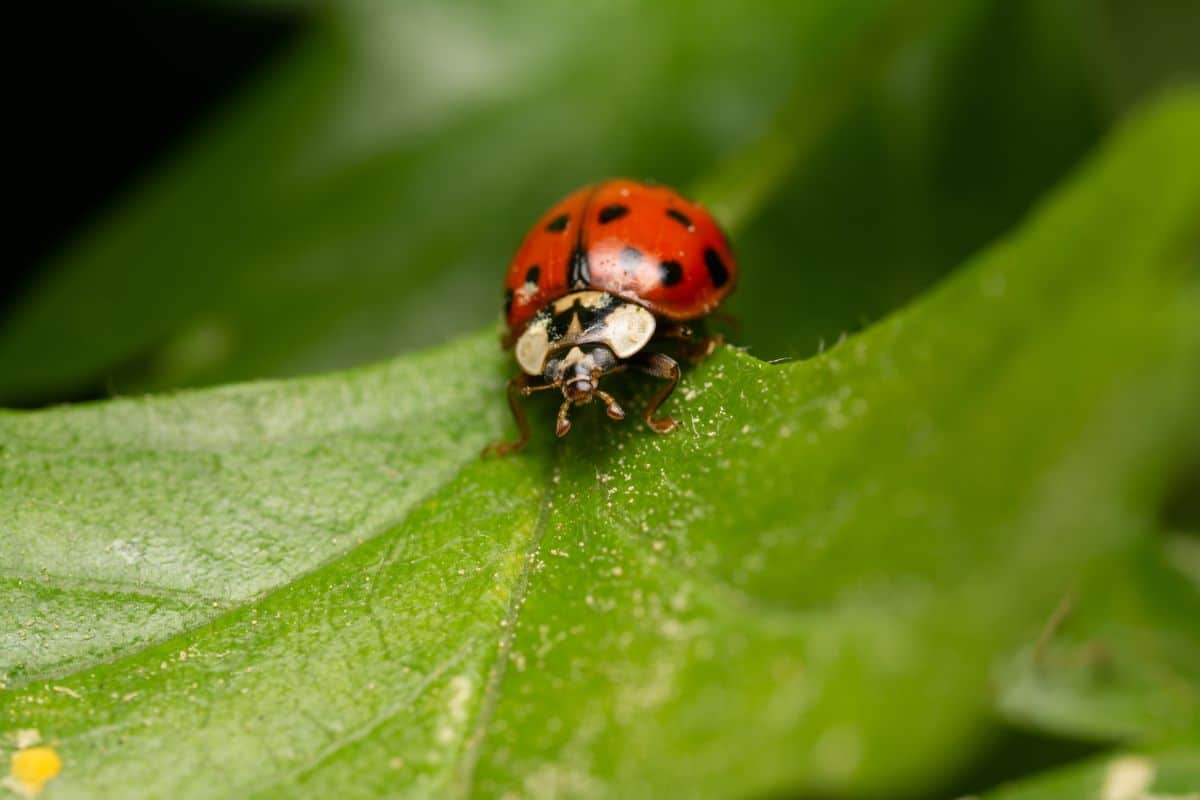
[484,373,557,457]
[632,352,681,434]
[656,321,723,363]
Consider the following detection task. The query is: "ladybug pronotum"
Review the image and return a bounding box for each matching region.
[487,178,738,455]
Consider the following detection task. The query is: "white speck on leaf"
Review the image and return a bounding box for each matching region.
[436,674,472,745]
[813,725,863,783]
[981,270,1007,298]
[1101,756,1154,800]
[109,538,143,565]
[13,730,41,750]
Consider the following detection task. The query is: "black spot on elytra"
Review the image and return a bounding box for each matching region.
[525,265,540,285]
[704,248,729,288]
[666,208,693,229]
[545,214,569,232]
[619,246,643,272]
[659,260,683,286]
[504,288,514,315]
[598,204,629,224]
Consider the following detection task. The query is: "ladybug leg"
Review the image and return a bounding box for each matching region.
[591,365,627,421]
[705,311,741,335]
[633,352,681,434]
[656,321,695,341]
[594,389,626,420]
[680,333,722,362]
[555,398,575,438]
[656,322,723,363]
[483,373,553,457]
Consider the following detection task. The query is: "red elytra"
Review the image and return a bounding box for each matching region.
[503,179,737,340]
[486,179,737,457]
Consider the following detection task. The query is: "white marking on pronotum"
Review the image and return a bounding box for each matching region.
[578,291,612,310]
[560,347,587,370]
[516,317,551,375]
[602,303,656,357]
[516,290,654,374]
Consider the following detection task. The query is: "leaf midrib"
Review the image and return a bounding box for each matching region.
[453,455,561,797]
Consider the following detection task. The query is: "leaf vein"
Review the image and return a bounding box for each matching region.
[454,458,561,796]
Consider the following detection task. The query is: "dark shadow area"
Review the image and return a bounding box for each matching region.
[1161,456,1200,537]
[3,1,305,320]
[928,724,1106,800]
[0,334,171,409]
[754,723,1105,800]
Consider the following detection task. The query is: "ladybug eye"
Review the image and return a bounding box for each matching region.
[598,204,629,224]
[525,266,540,285]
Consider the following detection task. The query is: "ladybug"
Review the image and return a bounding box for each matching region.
[486,178,737,455]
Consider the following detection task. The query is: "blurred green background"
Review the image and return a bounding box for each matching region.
[4,0,1197,406]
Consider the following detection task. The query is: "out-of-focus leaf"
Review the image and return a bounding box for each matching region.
[1097,0,1200,111]
[728,0,1117,360]
[0,0,930,404]
[1,91,1197,798]
[978,750,1200,799]
[997,534,1200,742]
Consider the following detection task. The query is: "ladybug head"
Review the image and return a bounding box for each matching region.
[544,344,625,437]
[563,373,596,404]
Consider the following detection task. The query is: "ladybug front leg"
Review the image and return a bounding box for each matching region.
[633,352,681,434]
[594,389,626,421]
[484,373,554,457]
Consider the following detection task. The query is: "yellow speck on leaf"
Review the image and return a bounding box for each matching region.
[6,746,62,797]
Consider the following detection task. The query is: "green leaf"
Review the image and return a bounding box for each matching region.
[978,749,1200,799]
[996,535,1200,742]
[2,92,1199,798]
[0,334,510,683]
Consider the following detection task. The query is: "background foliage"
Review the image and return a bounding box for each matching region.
[2,1,1199,798]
